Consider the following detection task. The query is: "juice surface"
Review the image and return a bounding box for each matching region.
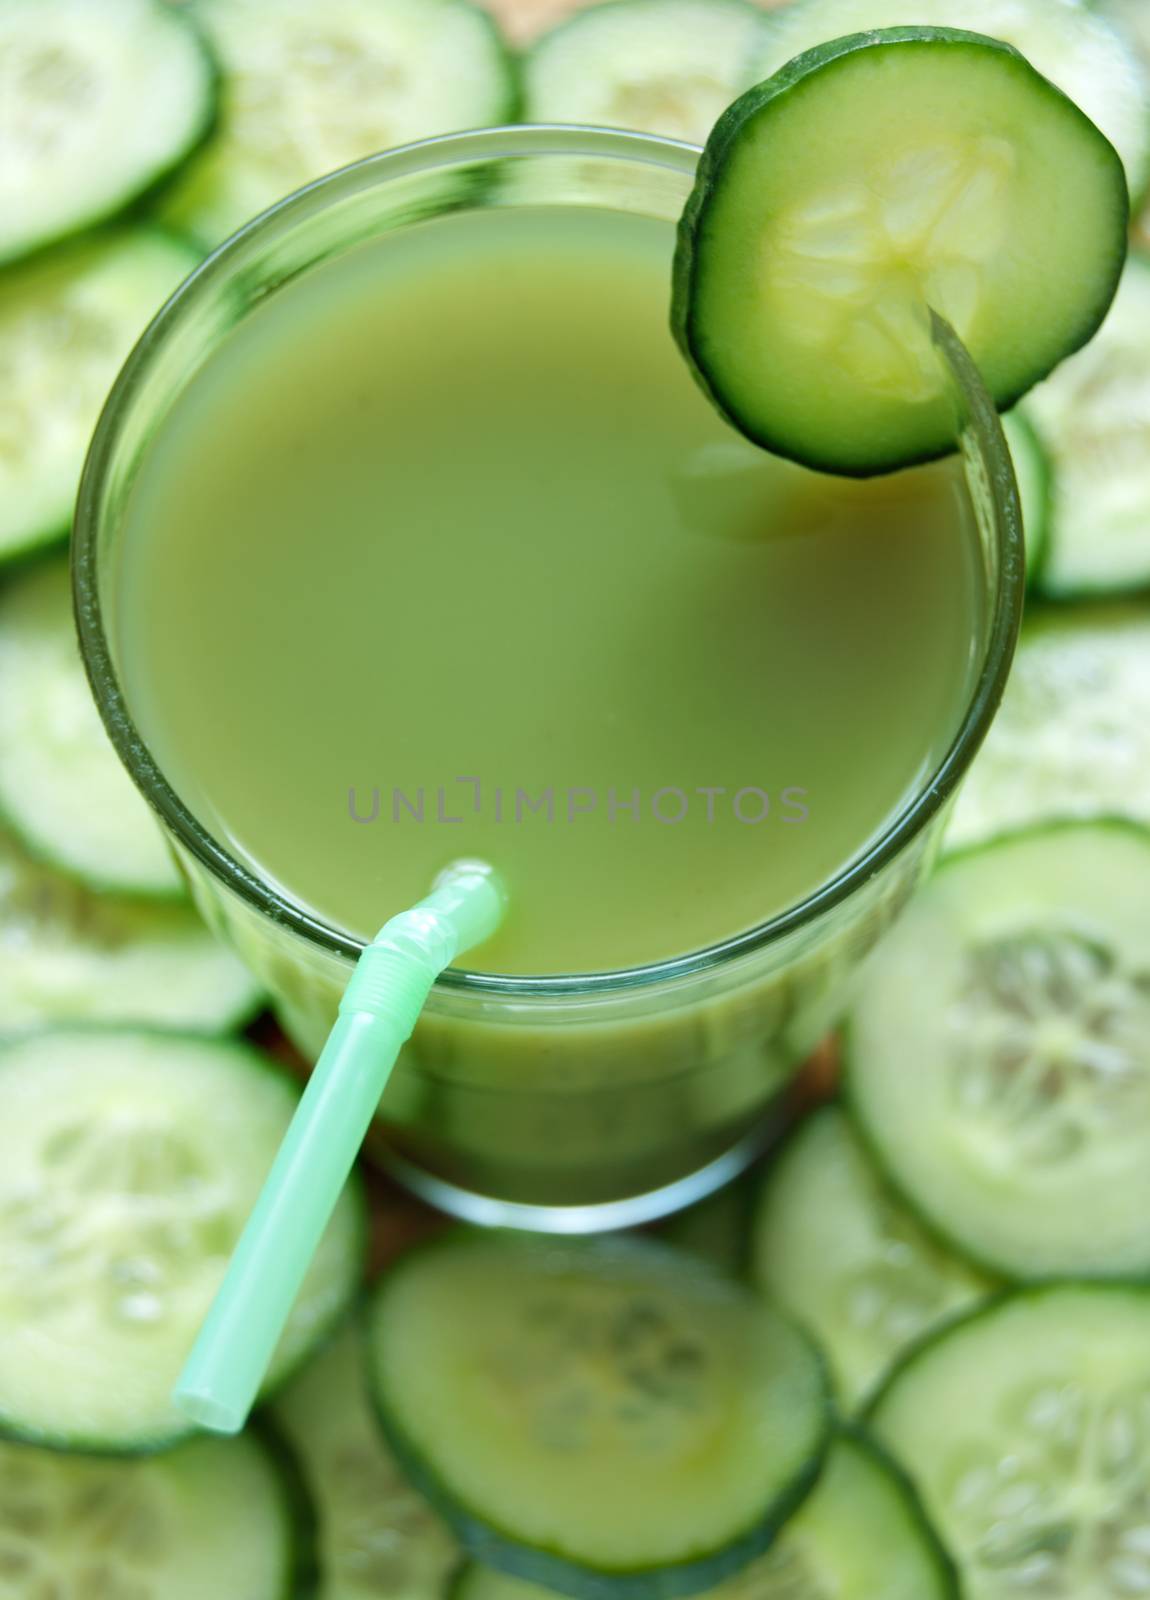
[117,203,981,975]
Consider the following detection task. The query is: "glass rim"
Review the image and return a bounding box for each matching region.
[73,122,1025,1000]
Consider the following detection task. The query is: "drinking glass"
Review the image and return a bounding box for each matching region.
[74,126,1024,1231]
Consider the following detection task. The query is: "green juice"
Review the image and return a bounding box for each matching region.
[117,203,980,979]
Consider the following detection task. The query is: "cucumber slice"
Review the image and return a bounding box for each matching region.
[0,1029,365,1451]
[747,0,1150,202]
[0,229,199,566]
[847,820,1150,1279]
[1024,254,1150,597]
[1099,0,1150,221]
[673,28,1129,476]
[752,1108,992,1410]
[524,0,775,144]
[0,558,182,896]
[0,1429,308,1598]
[869,1284,1150,1600]
[0,825,262,1032]
[273,1323,460,1600]
[0,0,217,266]
[367,1231,830,1599]
[160,0,519,249]
[1002,410,1050,582]
[739,1429,959,1600]
[947,602,1150,850]
[454,1428,958,1600]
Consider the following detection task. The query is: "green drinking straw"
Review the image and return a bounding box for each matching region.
[173,858,506,1435]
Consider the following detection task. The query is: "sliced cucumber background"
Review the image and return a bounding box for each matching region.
[747,0,1150,201]
[0,1029,365,1451]
[1024,254,1150,597]
[735,1429,959,1600]
[0,558,183,896]
[0,0,217,266]
[752,1108,992,1409]
[273,1322,459,1600]
[455,1429,958,1600]
[870,1285,1150,1600]
[0,229,199,566]
[848,821,1150,1279]
[1100,0,1150,232]
[947,602,1150,850]
[673,29,1129,475]
[0,824,261,1032]
[160,0,519,248]
[368,1231,829,1598]
[524,0,775,144]
[0,1428,306,1598]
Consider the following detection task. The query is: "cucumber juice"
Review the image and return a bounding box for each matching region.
[109,194,987,1210]
[117,203,980,975]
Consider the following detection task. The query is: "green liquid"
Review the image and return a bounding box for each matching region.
[118,204,980,977]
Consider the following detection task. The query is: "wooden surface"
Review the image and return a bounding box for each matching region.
[476,0,793,45]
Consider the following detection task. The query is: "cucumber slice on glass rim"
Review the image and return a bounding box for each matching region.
[847,820,1150,1280]
[0,558,182,897]
[0,825,262,1033]
[752,1107,992,1410]
[0,1428,311,1599]
[524,0,775,144]
[0,229,199,568]
[869,1285,1150,1600]
[367,1231,830,1600]
[747,0,1150,202]
[273,1322,460,1600]
[160,0,519,249]
[673,28,1129,476]
[453,1428,958,1600]
[1025,254,1150,598]
[0,1029,365,1452]
[0,0,217,266]
[946,602,1150,851]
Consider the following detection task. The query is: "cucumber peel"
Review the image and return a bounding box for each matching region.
[367,1231,830,1599]
[0,230,200,568]
[0,824,262,1033]
[273,1323,460,1600]
[748,0,1150,204]
[869,1284,1150,1600]
[947,603,1150,851]
[1026,254,1150,598]
[454,1428,958,1600]
[847,820,1150,1279]
[0,558,183,896]
[0,0,218,266]
[673,28,1129,476]
[524,0,775,145]
[0,1029,365,1452]
[1001,410,1050,583]
[161,0,520,248]
[0,1428,311,1599]
[752,1107,992,1409]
